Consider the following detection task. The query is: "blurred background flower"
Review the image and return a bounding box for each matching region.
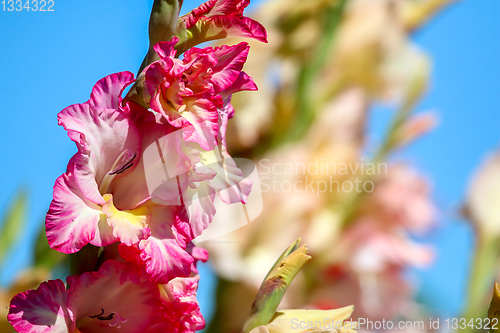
[0,1,499,333]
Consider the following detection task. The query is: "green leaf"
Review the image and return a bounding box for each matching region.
[0,190,28,265]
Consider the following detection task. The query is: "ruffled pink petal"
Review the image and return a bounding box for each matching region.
[89,71,135,110]
[183,0,221,26]
[189,15,268,44]
[220,71,258,98]
[107,152,153,210]
[101,194,151,246]
[207,154,253,204]
[183,0,250,27]
[185,244,209,274]
[188,245,209,263]
[196,108,252,205]
[136,115,202,206]
[181,99,219,151]
[210,42,250,93]
[182,182,216,238]
[58,103,142,205]
[133,205,194,283]
[108,110,171,209]
[138,236,194,284]
[150,91,220,152]
[160,276,205,332]
[67,260,165,333]
[46,166,108,254]
[8,279,73,333]
[153,38,178,61]
[217,99,232,146]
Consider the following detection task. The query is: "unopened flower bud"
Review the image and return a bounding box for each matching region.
[243,239,311,333]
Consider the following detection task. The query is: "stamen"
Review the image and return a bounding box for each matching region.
[108,312,127,328]
[109,150,136,175]
[109,152,137,175]
[98,149,137,194]
[89,308,105,319]
[88,308,127,328]
[98,313,115,321]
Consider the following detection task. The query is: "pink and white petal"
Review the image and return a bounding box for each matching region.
[238,16,268,42]
[188,16,267,47]
[190,164,217,184]
[219,71,258,99]
[155,125,200,179]
[138,236,194,284]
[68,152,105,206]
[185,244,209,274]
[151,39,191,80]
[149,88,185,127]
[110,115,173,209]
[116,116,198,207]
[89,214,118,248]
[172,208,195,245]
[107,152,153,210]
[182,0,250,28]
[89,72,135,110]
[196,143,251,204]
[67,260,165,333]
[153,38,178,63]
[58,104,141,204]
[181,99,219,151]
[210,155,253,204]
[218,100,232,145]
[8,279,73,333]
[144,63,167,98]
[187,245,209,264]
[160,276,205,332]
[149,178,183,206]
[46,170,104,254]
[210,42,250,93]
[101,194,151,246]
[182,182,216,238]
[181,0,218,28]
[137,205,194,283]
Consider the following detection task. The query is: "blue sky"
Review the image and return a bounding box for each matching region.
[392,0,500,317]
[0,0,498,322]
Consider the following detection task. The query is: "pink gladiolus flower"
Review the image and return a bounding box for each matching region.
[143,38,254,237]
[46,73,199,283]
[146,37,257,150]
[8,260,178,333]
[46,69,250,283]
[46,71,145,253]
[177,0,267,50]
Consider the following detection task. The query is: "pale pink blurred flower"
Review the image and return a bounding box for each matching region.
[360,164,437,233]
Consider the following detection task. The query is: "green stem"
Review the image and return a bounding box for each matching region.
[460,236,500,333]
[281,0,348,144]
[338,101,414,229]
